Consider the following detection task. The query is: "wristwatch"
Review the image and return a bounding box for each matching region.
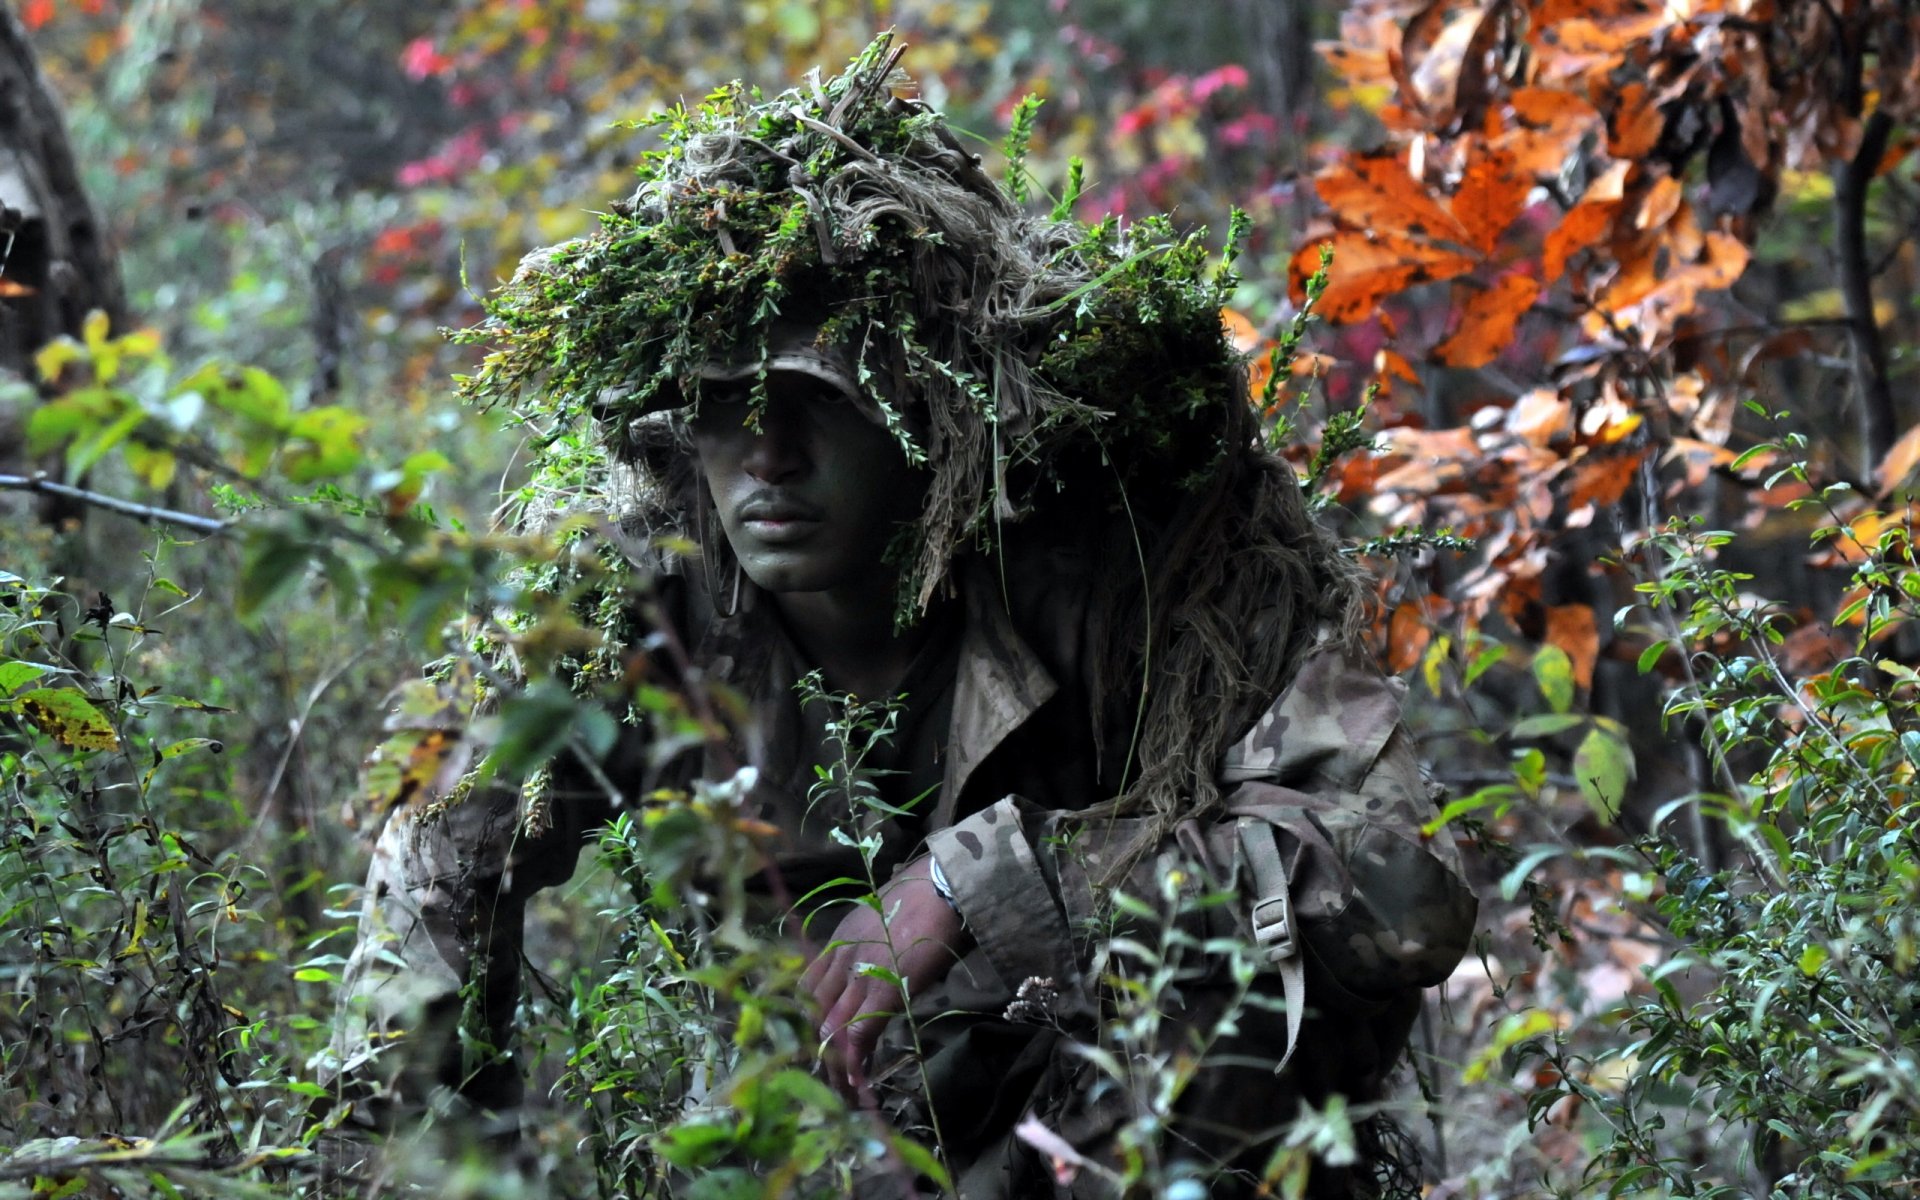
[928,854,961,914]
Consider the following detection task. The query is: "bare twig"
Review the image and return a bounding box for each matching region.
[0,473,227,535]
[1834,109,1898,477]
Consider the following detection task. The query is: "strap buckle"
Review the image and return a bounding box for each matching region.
[1249,892,1297,962]
[1236,817,1300,964]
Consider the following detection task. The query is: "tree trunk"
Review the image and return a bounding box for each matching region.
[0,0,125,521]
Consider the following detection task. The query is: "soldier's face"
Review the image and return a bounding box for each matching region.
[690,374,925,596]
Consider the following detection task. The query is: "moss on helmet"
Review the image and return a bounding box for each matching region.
[455,33,1254,619]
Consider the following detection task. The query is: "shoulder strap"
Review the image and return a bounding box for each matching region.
[1236,817,1307,1077]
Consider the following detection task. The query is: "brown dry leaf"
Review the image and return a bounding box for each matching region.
[1664,437,1736,488]
[1635,175,1684,230]
[1454,142,1531,254]
[1875,423,1920,497]
[1568,450,1643,508]
[1781,623,1849,675]
[1314,151,1470,245]
[1434,273,1543,367]
[1545,604,1600,689]
[1618,231,1751,330]
[1289,231,1477,323]
[1508,388,1574,445]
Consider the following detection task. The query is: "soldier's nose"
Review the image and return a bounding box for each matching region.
[741,401,810,483]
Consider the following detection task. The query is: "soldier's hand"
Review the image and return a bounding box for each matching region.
[802,854,970,1098]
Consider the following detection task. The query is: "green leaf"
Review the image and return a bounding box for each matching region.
[142,737,225,789]
[0,661,52,695]
[1798,944,1828,976]
[1533,645,1575,713]
[282,406,368,482]
[236,533,314,619]
[1636,640,1669,674]
[1463,639,1507,689]
[1573,725,1635,821]
[9,687,119,750]
[1511,713,1586,739]
[890,1133,954,1191]
[292,967,338,983]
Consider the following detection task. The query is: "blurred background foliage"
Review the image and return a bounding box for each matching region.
[7,0,1920,1195]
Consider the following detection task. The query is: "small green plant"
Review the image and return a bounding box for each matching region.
[1509,460,1920,1196]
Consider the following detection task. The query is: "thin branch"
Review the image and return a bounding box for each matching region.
[0,473,228,535]
[1834,109,1898,477]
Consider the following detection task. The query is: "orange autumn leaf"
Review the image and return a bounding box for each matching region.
[1434,273,1542,367]
[1377,347,1422,385]
[1454,143,1530,254]
[1541,13,1668,57]
[1635,174,1685,231]
[1386,601,1433,673]
[1874,423,1920,497]
[1502,87,1601,177]
[1289,231,1477,323]
[1222,308,1276,405]
[1544,196,1619,282]
[1606,231,1750,331]
[1545,604,1600,690]
[1568,450,1643,509]
[22,0,53,31]
[1608,81,1665,158]
[1314,152,1470,246]
[0,279,36,297]
[1509,86,1597,127]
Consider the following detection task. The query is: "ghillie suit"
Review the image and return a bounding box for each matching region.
[457,34,1365,850]
[331,34,1475,1199]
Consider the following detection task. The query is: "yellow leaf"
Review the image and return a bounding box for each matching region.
[82,309,111,353]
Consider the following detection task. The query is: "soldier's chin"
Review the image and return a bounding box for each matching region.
[737,551,843,596]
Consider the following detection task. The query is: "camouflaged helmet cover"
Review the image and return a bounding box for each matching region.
[459,34,1261,616]
[461,35,1366,828]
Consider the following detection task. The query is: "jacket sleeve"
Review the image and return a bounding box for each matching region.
[923,650,1478,1001]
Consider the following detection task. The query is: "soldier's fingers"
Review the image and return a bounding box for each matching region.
[842,985,893,1076]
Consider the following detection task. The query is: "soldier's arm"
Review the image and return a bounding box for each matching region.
[921,649,1477,1005]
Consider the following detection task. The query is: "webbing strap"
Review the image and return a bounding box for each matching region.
[1235,817,1306,1077]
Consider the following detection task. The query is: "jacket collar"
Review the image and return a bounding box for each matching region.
[934,568,1059,826]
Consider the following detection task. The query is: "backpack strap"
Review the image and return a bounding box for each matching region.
[1236,817,1307,1077]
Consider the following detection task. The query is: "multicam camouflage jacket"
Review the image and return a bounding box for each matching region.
[322,535,1477,1196]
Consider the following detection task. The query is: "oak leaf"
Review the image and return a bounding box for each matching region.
[1434,273,1542,367]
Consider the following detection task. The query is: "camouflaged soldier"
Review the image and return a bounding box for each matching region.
[322,37,1477,1198]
